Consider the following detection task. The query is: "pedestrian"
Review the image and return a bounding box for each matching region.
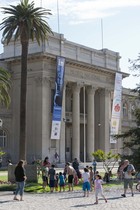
[55,173,59,191]
[66,162,76,191]
[43,156,51,168]
[58,172,65,192]
[117,161,124,180]
[94,171,99,180]
[13,160,27,201]
[89,166,94,191]
[63,164,67,182]
[72,158,81,178]
[94,174,107,204]
[54,152,59,166]
[48,164,56,193]
[42,165,49,189]
[92,159,97,174]
[82,167,90,197]
[121,159,135,197]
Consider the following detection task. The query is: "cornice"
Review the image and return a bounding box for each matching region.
[3,52,129,79]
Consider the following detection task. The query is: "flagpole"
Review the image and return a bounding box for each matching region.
[101,19,104,49]
[57,0,60,33]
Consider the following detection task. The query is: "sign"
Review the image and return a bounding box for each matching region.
[51,56,65,139]
[110,73,122,143]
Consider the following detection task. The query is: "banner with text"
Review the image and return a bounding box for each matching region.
[110,73,122,143]
[51,56,65,140]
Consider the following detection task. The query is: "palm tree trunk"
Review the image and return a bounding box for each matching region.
[19,40,28,160]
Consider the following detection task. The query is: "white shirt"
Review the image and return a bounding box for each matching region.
[82,172,90,182]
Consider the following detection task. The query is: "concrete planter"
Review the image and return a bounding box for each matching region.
[8,164,38,183]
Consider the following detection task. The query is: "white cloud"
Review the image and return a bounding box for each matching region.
[40,0,140,25]
[1,0,140,24]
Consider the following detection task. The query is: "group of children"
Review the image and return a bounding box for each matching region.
[82,166,107,204]
[41,158,107,204]
[41,158,66,193]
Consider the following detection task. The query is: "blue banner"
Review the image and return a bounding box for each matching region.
[51,56,65,139]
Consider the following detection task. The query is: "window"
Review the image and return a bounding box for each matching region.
[123,102,128,117]
[0,129,7,148]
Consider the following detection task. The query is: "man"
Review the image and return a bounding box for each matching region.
[72,158,81,178]
[121,160,135,197]
[66,162,76,191]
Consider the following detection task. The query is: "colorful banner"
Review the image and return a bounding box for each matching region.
[51,56,65,140]
[110,73,122,143]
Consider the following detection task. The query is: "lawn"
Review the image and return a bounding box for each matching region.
[0,170,123,193]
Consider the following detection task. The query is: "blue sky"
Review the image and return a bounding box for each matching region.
[0,0,140,89]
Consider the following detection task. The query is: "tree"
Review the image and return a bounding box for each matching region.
[0,67,11,107]
[0,0,53,160]
[115,55,140,171]
[92,149,120,174]
[115,108,140,171]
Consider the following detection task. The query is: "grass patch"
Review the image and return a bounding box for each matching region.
[0,170,123,193]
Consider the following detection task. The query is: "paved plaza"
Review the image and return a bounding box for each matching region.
[0,186,140,210]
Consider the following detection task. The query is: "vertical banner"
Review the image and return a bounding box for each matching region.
[51,56,65,140]
[110,73,122,143]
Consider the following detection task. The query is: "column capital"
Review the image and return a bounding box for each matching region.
[97,88,111,96]
[72,83,81,93]
[87,86,98,95]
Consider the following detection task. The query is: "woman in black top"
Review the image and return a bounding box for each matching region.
[13,160,27,201]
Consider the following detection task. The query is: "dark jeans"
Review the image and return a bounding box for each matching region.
[15,181,25,196]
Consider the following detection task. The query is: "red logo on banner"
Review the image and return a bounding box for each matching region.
[114,104,120,112]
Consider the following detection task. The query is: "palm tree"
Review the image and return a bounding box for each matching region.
[0,67,11,108]
[0,0,53,160]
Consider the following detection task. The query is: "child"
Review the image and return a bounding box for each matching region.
[82,167,90,197]
[94,171,99,180]
[42,166,49,189]
[55,173,59,191]
[59,172,65,192]
[89,166,94,191]
[94,174,107,204]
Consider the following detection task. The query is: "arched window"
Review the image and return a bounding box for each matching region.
[0,129,7,148]
[123,102,128,117]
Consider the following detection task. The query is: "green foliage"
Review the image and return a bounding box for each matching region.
[92,149,120,173]
[115,108,140,171]
[0,67,11,107]
[0,0,53,45]
[115,54,140,170]
[0,147,5,157]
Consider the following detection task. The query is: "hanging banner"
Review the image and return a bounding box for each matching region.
[51,56,65,140]
[110,73,122,143]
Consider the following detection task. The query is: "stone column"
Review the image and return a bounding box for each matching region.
[87,86,96,161]
[59,83,66,163]
[42,77,51,159]
[99,88,110,153]
[35,77,51,160]
[72,84,81,161]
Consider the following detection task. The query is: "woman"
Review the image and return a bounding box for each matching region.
[13,160,27,201]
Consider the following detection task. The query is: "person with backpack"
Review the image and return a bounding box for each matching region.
[121,159,135,197]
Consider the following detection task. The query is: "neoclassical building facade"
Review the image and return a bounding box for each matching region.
[0,32,136,164]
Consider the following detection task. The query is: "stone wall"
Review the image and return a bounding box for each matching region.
[8,164,38,183]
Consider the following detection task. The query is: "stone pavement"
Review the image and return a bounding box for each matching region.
[0,186,140,210]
